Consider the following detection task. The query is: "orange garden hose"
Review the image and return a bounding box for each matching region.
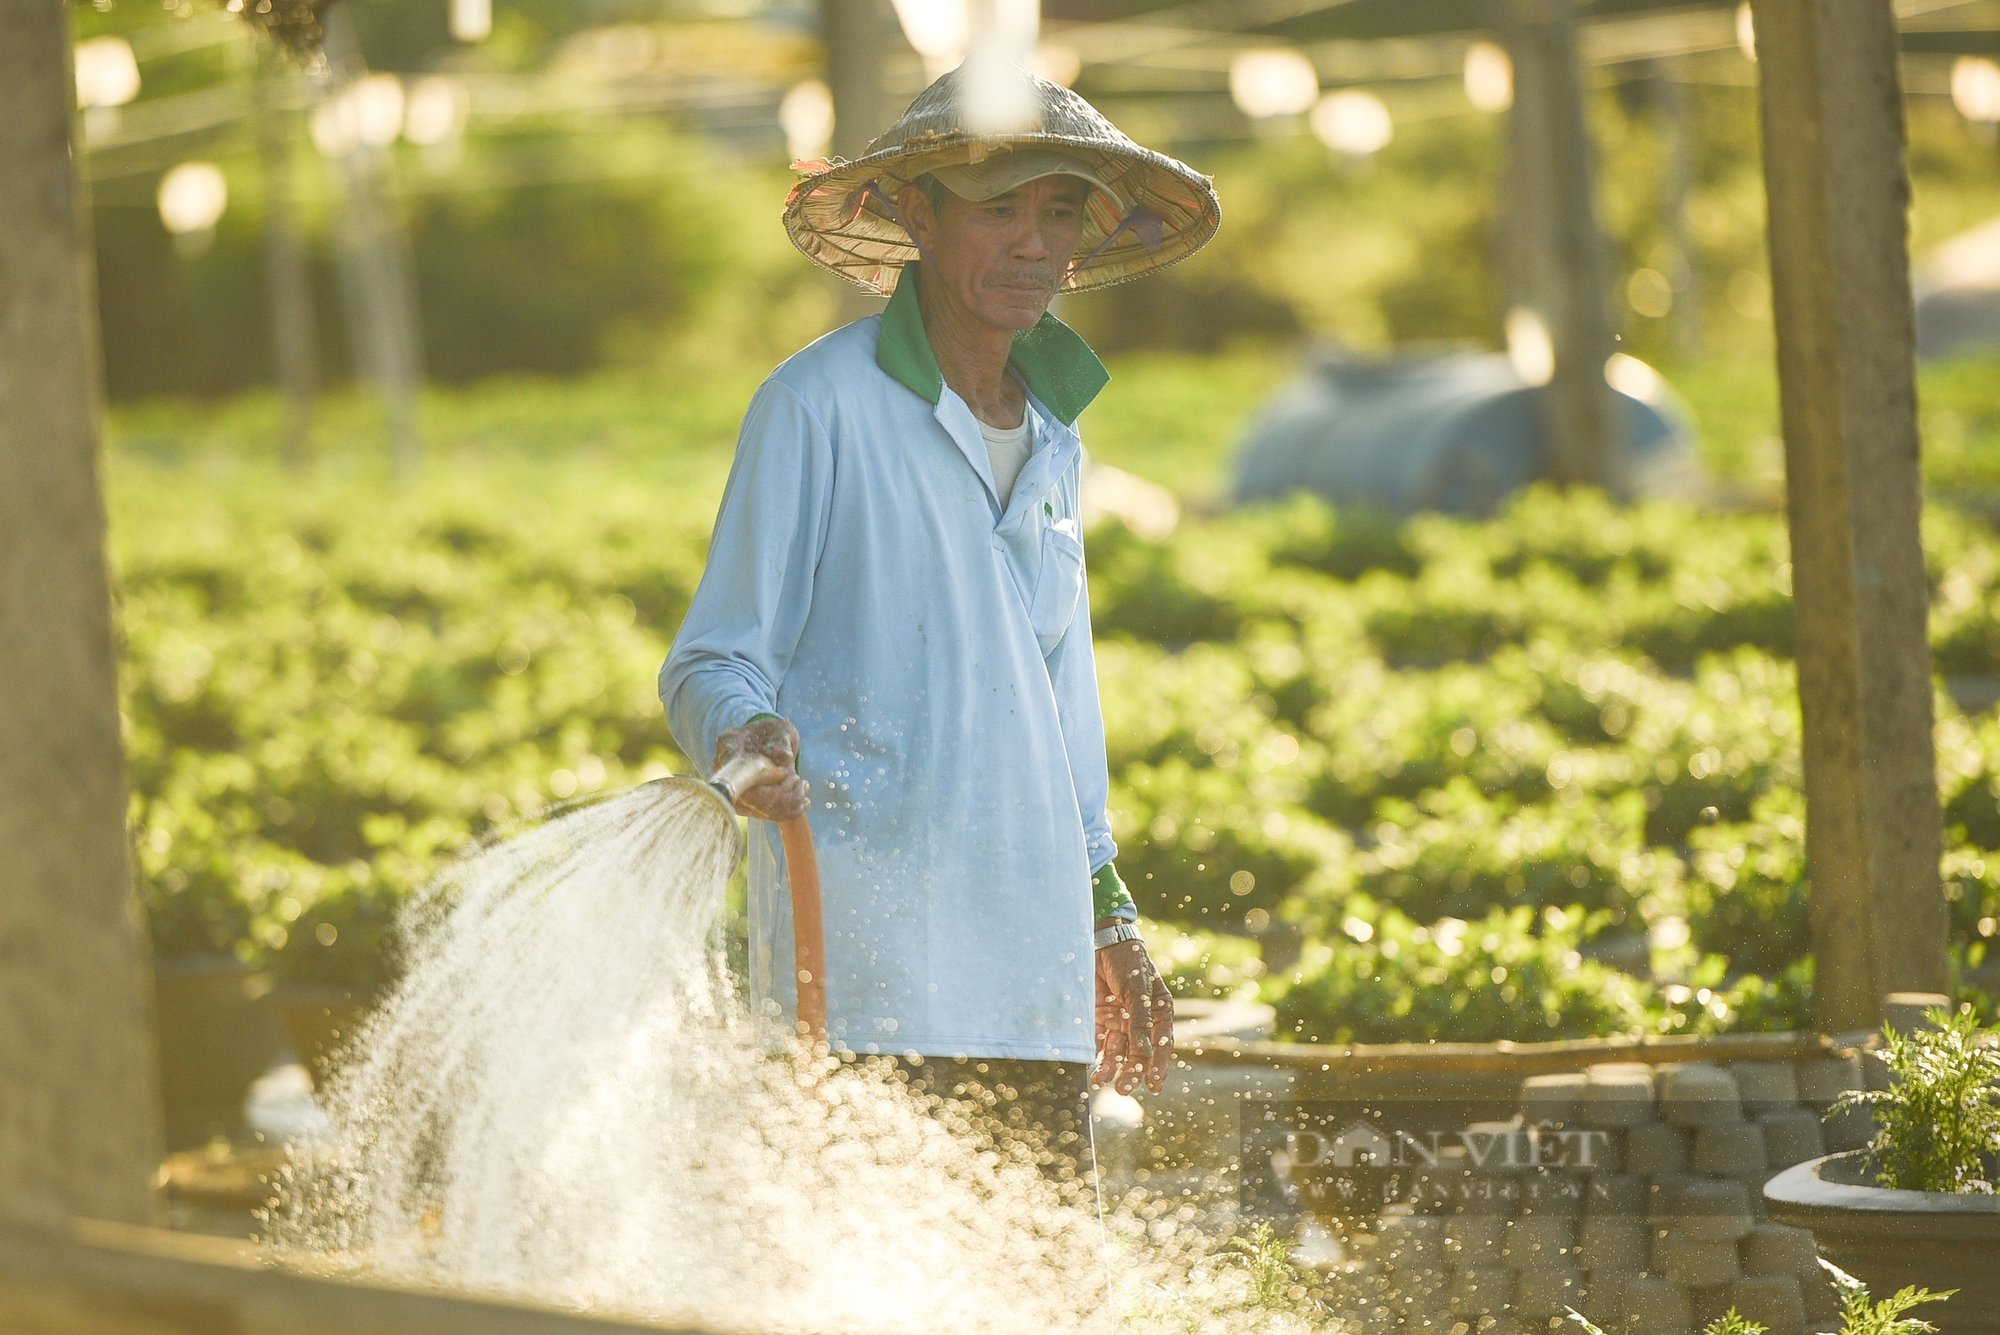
[706,754,828,1051]
[777,813,827,1048]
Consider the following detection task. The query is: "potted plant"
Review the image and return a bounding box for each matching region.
[1764,1005,2000,1332]
[141,850,293,1148]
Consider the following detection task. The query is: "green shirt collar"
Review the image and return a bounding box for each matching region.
[875,266,1109,426]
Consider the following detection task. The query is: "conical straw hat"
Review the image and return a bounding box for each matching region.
[783,62,1220,296]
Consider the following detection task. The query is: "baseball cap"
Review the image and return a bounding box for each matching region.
[928,147,1121,206]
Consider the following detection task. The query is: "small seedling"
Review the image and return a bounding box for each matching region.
[1220,1221,1323,1318]
[1568,1307,1770,1335]
[1567,1264,1954,1335]
[1819,1257,1954,1335]
[1828,1004,2000,1193]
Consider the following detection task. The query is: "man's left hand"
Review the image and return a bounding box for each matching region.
[1093,935,1173,1095]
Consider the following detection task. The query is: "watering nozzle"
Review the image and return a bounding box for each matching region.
[710,752,786,809]
[704,750,828,1049]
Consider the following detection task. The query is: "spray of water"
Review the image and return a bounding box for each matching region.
[263,783,1339,1334]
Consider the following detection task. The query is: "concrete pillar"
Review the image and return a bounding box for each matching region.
[0,6,163,1226]
[1751,0,1948,1031]
[1501,0,1621,491]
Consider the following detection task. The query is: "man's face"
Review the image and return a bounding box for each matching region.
[903,174,1091,334]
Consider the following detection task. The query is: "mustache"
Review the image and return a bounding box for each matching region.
[985,268,1062,290]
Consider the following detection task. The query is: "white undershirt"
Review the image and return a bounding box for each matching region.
[978,413,1035,507]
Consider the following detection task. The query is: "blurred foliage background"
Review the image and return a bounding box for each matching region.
[74,0,2000,1045]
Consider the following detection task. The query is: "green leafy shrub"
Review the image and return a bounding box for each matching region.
[1088,520,1248,644]
[1246,494,1420,581]
[1820,1258,1953,1335]
[1352,783,1671,929]
[106,400,2000,1029]
[1271,904,1655,1043]
[1684,789,1810,977]
[1112,756,1347,929]
[1830,1005,2000,1194]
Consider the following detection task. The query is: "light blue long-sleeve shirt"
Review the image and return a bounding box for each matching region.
[660,272,1121,1061]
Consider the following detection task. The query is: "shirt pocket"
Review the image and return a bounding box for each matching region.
[1027,523,1085,656]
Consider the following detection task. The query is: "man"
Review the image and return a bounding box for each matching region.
[660,64,1219,1188]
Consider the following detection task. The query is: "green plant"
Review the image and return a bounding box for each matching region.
[1829,1005,2000,1193]
[1219,1222,1323,1318]
[1820,1257,1953,1335]
[1572,1261,1956,1335]
[1272,903,1656,1043]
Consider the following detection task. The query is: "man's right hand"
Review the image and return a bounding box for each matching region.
[714,716,810,821]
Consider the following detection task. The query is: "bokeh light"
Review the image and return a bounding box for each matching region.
[1229,48,1320,120]
[156,162,228,236]
[1951,57,2000,124]
[1310,89,1393,157]
[74,36,141,110]
[1463,41,1512,114]
[780,79,835,164]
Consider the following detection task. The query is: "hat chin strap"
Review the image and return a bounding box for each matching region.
[1065,206,1166,286]
[853,179,1166,291]
[854,180,941,274]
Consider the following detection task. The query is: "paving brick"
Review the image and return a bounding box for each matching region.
[1454,1173,1522,1216]
[1512,1264,1586,1319]
[1741,1222,1819,1279]
[1520,1072,1586,1126]
[1692,1120,1768,1177]
[1689,1281,1736,1329]
[1464,1315,1527,1335]
[1793,1054,1864,1104]
[1582,1269,1630,1328]
[1728,1060,1801,1115]
[1443,1216,1509,1267]
[1581,1171,1646,1217]
[1582,1062,1660,1127]
[1660,1062,1744,1127]
[1447,1262,1515,1313]
[1644,1175,1691,1220]
[1623,1123,1692,1176]
[1378,1267,1448,1318]
[1657,1178,1756,1243]
[1503,1214,1578,1268]
[1619,1274,1694,1335]
[1757,1107,1825,1170]
[1578,1215,1649,1271]
[1519,1168,1587,1217]
[1406,1165,1470,1214]
[1568,1127,1623,1175]
[1803,1268,1843,1325]
[1654,1233,1742,1288]
[1378,1211,1447,1268]
[1728,1273,1808,1335]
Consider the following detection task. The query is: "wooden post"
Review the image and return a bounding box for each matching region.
[1751,0,1948,1032]
[0,6,163,1227]
[824,0,893,162]
[824,0,896,324]
[1657,61,1703,361]
[1501,0,1621,491]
